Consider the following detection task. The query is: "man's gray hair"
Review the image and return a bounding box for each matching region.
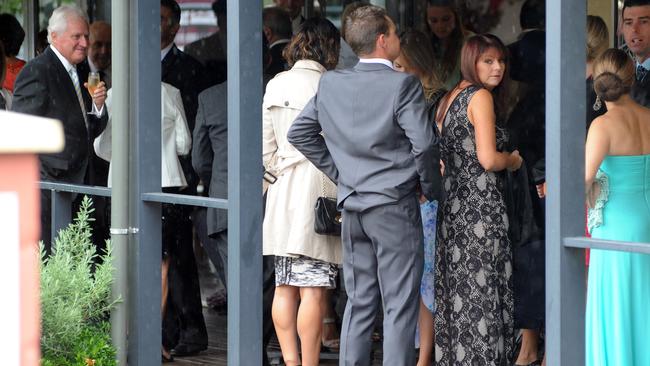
[345,5,390,57]
[47,5,88,43]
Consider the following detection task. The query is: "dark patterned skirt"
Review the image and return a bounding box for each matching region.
[274,255,338,288]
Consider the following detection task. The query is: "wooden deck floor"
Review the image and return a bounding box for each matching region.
[166,307,386,365]
[166,251,385,365]
[166,309,339,365]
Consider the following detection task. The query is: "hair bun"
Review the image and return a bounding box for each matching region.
[594,71,629,101]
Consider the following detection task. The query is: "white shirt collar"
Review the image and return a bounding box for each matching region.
[161,42,174,61]
[50,45,77,73]
[637,57,650,71]
[269,39,291,49]
[358,58,394,70]
[88,56,100,73]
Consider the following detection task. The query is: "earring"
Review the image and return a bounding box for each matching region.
[593,95,602,111]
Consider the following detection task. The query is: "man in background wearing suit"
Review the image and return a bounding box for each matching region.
[287,5,440,366]
[192,41,277,366]
[160,0,208,357]
[622,0,650,107]
[273,0,304,34]
[262,7,292,77]
[85,20,113,251]
[12,4,108,252]
[88,21,112,88]
[184,0,227,86]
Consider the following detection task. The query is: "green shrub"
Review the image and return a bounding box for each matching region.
[40,196,119,366]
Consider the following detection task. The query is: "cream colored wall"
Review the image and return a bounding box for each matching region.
[589,0,616,46]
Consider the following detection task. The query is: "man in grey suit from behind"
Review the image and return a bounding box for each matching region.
[287,5,440,366]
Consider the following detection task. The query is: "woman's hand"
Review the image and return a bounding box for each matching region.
[536,182,546,198]
[507,150,523,171]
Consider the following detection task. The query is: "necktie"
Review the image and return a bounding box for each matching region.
[636,64,647,82]
[69,67,89,128]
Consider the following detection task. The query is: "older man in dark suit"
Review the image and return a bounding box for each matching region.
[159,0,209,357]
[12,4,108,252]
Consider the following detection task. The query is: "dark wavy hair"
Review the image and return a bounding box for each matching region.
[460,34,510,118]
[283,17,341,70]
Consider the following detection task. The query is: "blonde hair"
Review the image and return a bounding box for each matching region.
[586,15,609,62]
[593,48,635,101]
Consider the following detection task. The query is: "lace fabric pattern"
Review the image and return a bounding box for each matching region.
[587,170,610,234]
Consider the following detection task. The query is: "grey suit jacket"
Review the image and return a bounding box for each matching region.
[287,62,441,212]
[193,82,228,235]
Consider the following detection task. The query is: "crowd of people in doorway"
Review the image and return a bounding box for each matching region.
[2,0,650,365]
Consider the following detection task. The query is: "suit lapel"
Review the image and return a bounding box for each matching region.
[162,45,178,80]
[45,47,87,115]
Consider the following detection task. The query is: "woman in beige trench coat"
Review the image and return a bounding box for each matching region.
[262,18,342,366]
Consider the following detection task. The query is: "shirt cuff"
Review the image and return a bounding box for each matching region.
[91,102,105,117]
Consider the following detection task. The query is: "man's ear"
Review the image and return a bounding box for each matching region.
[377,33,386,49]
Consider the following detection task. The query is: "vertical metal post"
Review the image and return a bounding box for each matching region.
[127,0,162,363]
[110,0,129,364]
[51,190,71,242]
[23,0,36,60]
[546,1,586,365]
[227,0,263,365]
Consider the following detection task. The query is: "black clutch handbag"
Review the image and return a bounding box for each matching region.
[314,196,341,235]
[314,173,341,235]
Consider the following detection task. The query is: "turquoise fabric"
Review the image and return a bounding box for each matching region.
[586,154,650,366]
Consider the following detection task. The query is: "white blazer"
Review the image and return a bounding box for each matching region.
[94,82,191,187]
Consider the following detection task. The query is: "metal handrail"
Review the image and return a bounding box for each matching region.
[141,192,228,209]
[563,236,650,255]
[39,181,228,209]
[39,181,112,197]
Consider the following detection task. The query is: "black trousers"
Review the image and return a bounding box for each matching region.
[162,190,208,349]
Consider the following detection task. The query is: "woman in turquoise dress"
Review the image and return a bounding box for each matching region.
[585,48,650,366]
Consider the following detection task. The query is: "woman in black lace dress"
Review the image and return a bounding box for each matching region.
[434,34,522,365]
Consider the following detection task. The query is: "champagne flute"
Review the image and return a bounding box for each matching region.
[87,71,100,96]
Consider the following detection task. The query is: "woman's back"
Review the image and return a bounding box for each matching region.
[586,47,650,366]
[594,98,650,157]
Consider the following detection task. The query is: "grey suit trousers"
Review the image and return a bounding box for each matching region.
[339,194,424,366]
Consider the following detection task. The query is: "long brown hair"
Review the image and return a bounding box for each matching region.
[399,30,444,101]
[426,0,465,84]
[460,33,509,119]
